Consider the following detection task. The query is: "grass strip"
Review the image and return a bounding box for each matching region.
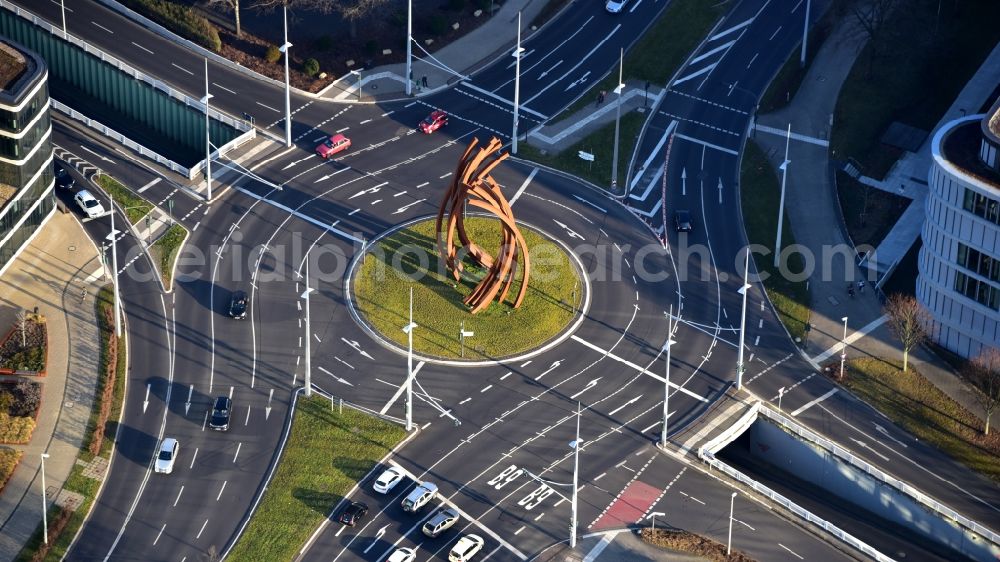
[150,223,188,289]
[843,357,1000,483]
[226,396,406,562]
[739,140,810,342]
[94,174,153,225]
[16,285,128,561]
[354,217,581,359]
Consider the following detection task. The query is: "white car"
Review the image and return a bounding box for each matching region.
[373,466,405,494]
[448,534,484,562]
[605,0,628,13]
[74,190,106,218]
[387,548,416,562]
[154,438,179,474]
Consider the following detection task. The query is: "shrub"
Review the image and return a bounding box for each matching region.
[428,15,448,36]
[0,413,35,444]
[9,380,40,417]
[120,0,221,52]
[0,447,19,489]
[364,39,379,56]
[89,300,120,456]
[314,35,334,51]
[265,45,282,63]
[0,392,10,415]
[447,0,467,10]
[303,58,321,77]
[474,0,491,10]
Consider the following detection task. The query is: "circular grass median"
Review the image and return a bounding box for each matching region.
[351,217,584,361]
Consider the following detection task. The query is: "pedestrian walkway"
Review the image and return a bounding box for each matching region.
[753,12,986,422]
[0,211,103,560]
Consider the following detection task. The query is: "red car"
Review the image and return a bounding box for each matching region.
[316,133,351,158]
[419,110,448,134]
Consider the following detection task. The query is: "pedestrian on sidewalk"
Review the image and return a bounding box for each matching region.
[596,90,606,106]
[858,280,866,294]
[848,284,855,298]
[422,76,428,88]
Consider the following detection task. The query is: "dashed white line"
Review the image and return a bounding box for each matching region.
[213,82,237,95]
[769,26,782,40]
[171,63,194,76]
[92,21,113,33]
[439,172,452,179]
[779,543,804,559]
[153,524,166,545]
[216,481,228,501]
[256,101,280,112]
[480,385,493,393]
[173,485,184,507]
[233,442,242,463]
[459,397,471,405]
[131,41,153,55]
[747,53,759,68]
[196,518,209,539]
[189,447,199,469]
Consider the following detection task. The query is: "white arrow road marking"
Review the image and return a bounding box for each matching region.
[319,366,354,386]
[718,177,723,204]
[553,220,585,241]
[564,70,592,91]
[281,154,316,170]
[80,145,115,163]
[313,167,352,183]
[681,167,687,196]
[143,383,150,413]
[363,525,390,554]
[875,424,908,447]
[392,198,427,215]
[265,388,274,420]
[349,184,386,199]
[569,378,601,400]
[573,194,606,213]
[608,395,642,416]
[849,438,890,461]
[340,338,375,360]
[184,384,193,416]
[534,360,563,381]
[538,59,563,79]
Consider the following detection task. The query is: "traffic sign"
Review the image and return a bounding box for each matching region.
[577,151,595,162]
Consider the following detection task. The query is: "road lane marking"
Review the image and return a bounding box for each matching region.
[790,388,838,417]
[755,123,830,147]
[189,447,198,469]
[131,41,153,55]
[581,531,622,562]
[153,523,166,545]
[708,17,754,41]
[769,26,782,40]
[196,518,208,539]
[137,178,160,193]
[92,21,113,33]
[233,442,242,463]
[570,335,707,402]
[378,361,425,414]
[508,167,538,205]
[810,315,887,363]
[779,543,804,559]
[256,101,280,112]
[171,63,194,76]
[461,80,548,119]
[213,82,237,95]
[173,486,184,507]
[674,133,739,155]
[216,481,227,501]
[235,186,364,243]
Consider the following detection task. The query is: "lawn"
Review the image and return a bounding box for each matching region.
[94,174,153,225]
[150,223,188,288]
[354,217,582,360]
[843,357,1000,483]
[739,141,811,342]
[831,0,1000,244]
[226,396,406,562]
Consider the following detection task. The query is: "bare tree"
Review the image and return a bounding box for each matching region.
[849,0,900,75]
[248,0,389,39]
[883,293,930,372]
[203,0,243,37]
[966,348,1000,436]
[16,309,28,348]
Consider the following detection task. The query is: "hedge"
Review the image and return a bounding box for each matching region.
[0,413,35,444]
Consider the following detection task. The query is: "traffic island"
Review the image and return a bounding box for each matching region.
[350,216,585,362]
[640,528,757,562]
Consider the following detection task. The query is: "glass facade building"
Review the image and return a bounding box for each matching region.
[0,39,54,276]
[917,103,1000,359]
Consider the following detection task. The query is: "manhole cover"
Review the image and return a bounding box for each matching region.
[68,245,76,252]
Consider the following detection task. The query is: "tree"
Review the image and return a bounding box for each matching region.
[849,0,900,76]
[883,293,930,372]
[16,309,27,348]
[966,348,1000,436]
[203,0,243,37]
[248,0,390,39]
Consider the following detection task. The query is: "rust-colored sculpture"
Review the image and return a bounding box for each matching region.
[436,137,531,314]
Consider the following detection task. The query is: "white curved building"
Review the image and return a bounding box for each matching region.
[917,100,1000,358]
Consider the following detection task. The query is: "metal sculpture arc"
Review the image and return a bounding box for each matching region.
[435,137,531,314]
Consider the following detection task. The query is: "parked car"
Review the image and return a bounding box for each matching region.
[54,164,75,190]
[338,501,368,526]
[605,0,628,13]
[419,110,449,134]
[154,438,179,474]
[422,508,460,538]
[387,548,416,562]
[373,466,405,494]
[316,133,351,159]
[675,209,693,233]
[401,481,438,513]
[209,396,232,431]
[448,534,484,562]
[74,190,105,219]
[229,290,248,319]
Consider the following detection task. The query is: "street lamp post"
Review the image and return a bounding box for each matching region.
[60,0,67,36]
[402,287,417,431]
[647,511,665,533]
[201,59,213,200]
[800,0,812,67]
[280,6,292,147]
[405,0,413,96]
[773,124,791,267]
[727,492,738,555]
[839,316,848,379]
[511,12,524,154]
[351,70,363,102]
[459,321,474,358]
[611,48,625,190]
[569,401,581,548]
[106,196,121,338]
[777,386,786,411]
[736,252,751,390]
[301,260,314,397]
[40,453,50,544]
[661,306,676,448]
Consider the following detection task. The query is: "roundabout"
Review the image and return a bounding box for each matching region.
[349,215,589,362]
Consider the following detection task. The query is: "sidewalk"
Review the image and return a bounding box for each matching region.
[752,14,986,422]
[326,0,549,102]
[0,211,103,560]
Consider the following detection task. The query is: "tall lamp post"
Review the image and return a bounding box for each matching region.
[511,12,524,154]
[661,306,676,448]
[201,59,213,200]
[773,124,791,267]
[777,386,786,411]
[611,48,625,190]
[839,316,848,379]
[402,287,417,431]
[736,252,751,390]
[727,491,738,555]
[40,453,50,544]
[106,196,121,338]
[405,0,413,96]
[280,5,292,147]
[800,0,812,67]
[301,260,314,397]
[60,0,67,36]
[569,401,582,548]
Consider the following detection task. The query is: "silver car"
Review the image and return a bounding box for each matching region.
[422,508,460,538]
[401,482,438,513]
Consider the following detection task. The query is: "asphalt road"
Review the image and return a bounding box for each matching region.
[14,0,999,561]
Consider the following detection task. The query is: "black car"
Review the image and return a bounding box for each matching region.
[339,501,368,526]
[54,164,75,190]
[229,290,248,319]
[209,396,231,431]
[675,210,694,233]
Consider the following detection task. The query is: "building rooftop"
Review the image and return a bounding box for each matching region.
[0,42,26,91]
[945,119,1000,190]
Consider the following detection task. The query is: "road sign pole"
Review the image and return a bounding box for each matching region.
[282,6,293,147]
[511,12,523,154]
